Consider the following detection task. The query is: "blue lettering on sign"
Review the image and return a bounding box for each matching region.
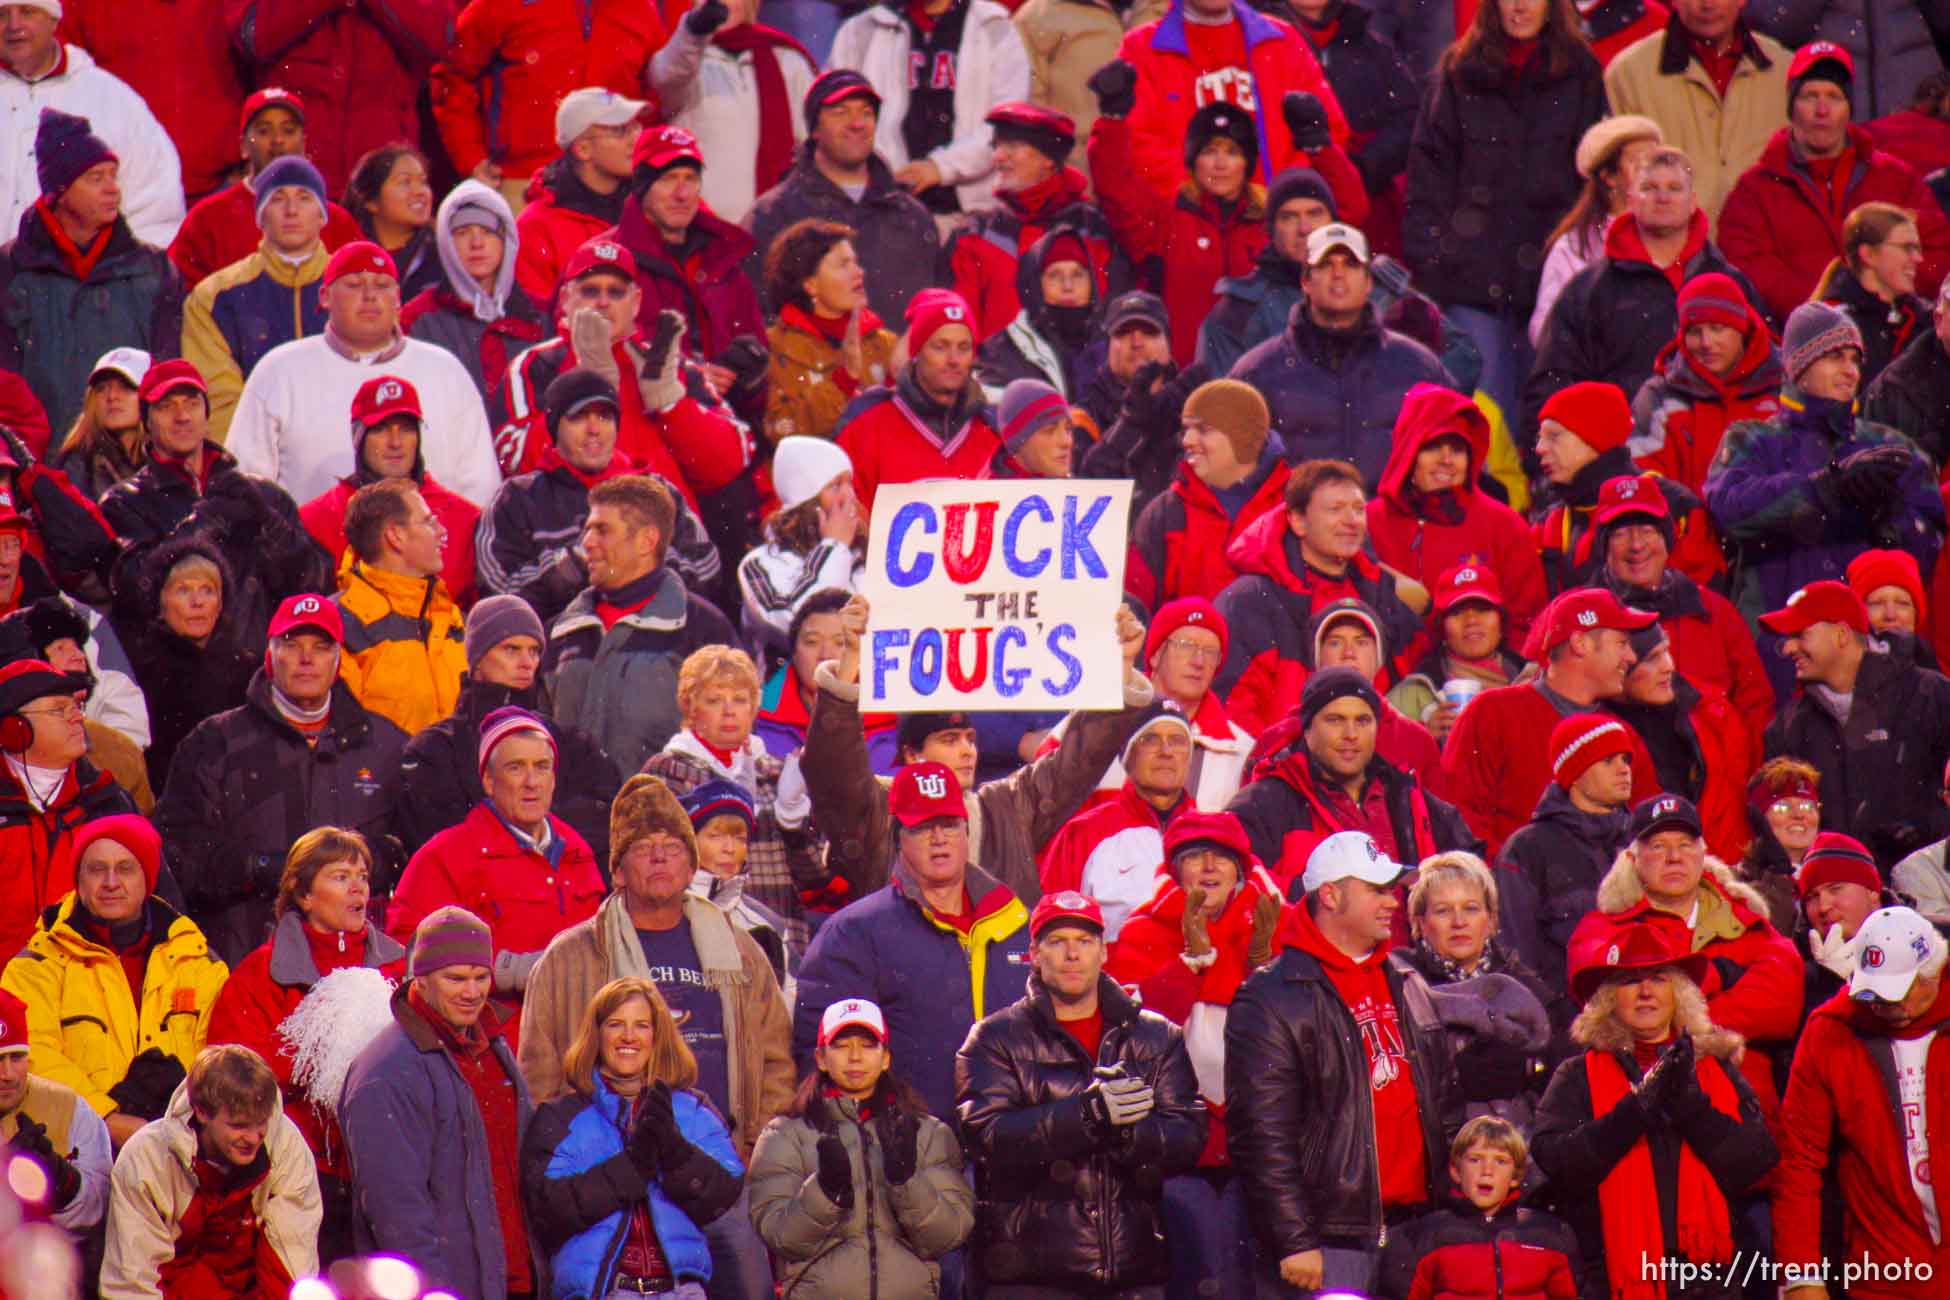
[910,628,944,695]
[993,625,1030,697]
[871,629,911,699]
[885,502,937,587]
[1040,624,1082,695]
[1061,494,1111,579]
[1002,495,1053,578]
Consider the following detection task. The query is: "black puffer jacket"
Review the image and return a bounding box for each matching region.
[1820,260,1928,389]
[153,672,409,965]
[1223,923,1461,1259]
[954,975,1207,1291]
[1495,782,1631,988]
[396,674,623,869]
[1862,328,1950,467]
[976,225,1104,397]
[1229,302,1452,487]
[107,534,260,792]
[99,441,334,657]
[1293,2,1421,197]
[1403,43,1606,316]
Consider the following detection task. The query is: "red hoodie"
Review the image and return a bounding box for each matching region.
[1277,901,1427,1207]
[1632,292,1783,496]
[1365,384,1548,644]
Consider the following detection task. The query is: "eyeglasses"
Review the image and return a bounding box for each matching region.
[1162,637,1221,664]
[573,282,633,303]
[19,700,83,723]
[1768,798,1818,817]
[627,837,690,864]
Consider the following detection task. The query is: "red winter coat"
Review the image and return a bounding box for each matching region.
[0,366,49,460]
[1862,108,1950,184]
[948,168,1123,342]
[1115,0,1364,223]
[157,1154,294,1300]
[1438,679,1658,855]
[1125,447,1290,611]
[0,759,133,962]
[1718,126,1950,323]
[605,202,764,364]
[1630,298,1784,497]
[836,378,1001,514]
[58,0,247,199]
[1365,384,1548,643]
[299,472,483,606]
[432,0,667,180]
[1585,0,1668,68]
[1652,577,1776,743]
[223,0,454,194]
[1038,783,1192,908]
[385,802,606,1049]
[513,161,626,306]
[1773,990,1950,1299]
[204,913,408,1180]
[168,183,366,290]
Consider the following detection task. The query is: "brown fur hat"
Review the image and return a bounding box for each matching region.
[609,774,697,873]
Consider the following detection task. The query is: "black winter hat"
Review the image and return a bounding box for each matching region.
[36,108,117,201]
[1266,166,1336,235]
[542,367,620,443]
[3,597,91,658]
[1184,102,1259,177]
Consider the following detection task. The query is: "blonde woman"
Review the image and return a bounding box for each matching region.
[520,976,744,1300]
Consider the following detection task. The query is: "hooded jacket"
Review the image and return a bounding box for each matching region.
[1523,209,1761,445]
[1629,288,1784,495]
[1126,435,1291,611]
[333,559,468,738]
[154,673,409,966]
[977,224,1106,397]
[1224,901,1461,1257]
[99,1080,321,1300]
[1718,125,1950,321]
[950,167,1127,341]
[1375,1195,1583,1300]
[180,241,329,441]
[955,974,1207,1290]
[302,470,482,609]
[0,893,229,1118]
[0,757,138,964]
[1495,783,1632,988]
[1232,302,1454,487]
[512,156,629,306]
[1367,384,1548,641]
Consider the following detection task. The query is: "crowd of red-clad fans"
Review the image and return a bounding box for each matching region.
[10,0,1950,1297]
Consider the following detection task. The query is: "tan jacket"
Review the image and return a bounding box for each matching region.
[100,1081,322,1299]
[762,318,899,445]
[1604,26,1791,222]
[1012,0,1169,181]
[517,892,795,1159]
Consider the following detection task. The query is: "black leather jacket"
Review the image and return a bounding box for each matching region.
[1223,941,1462,1259]
[955,975,1207,1290]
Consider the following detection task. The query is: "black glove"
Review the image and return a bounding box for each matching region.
[627,1083,683,1177]
[7,1115,82,1210]
[876,1108,920,1185]
[1837,444,1914,511]
[1282,90,1330,153]
[1453,1040,1535,1104]
[0,424,35,471]
[1634,1033,1695,1120]
[1806,459,1848,518]
[815,1133,855,1209]
[1088,60,1138,120]
[714,334,771,400]
[686,0,729,36]
[107,1048,188,1121]
[1120,359,1179,426]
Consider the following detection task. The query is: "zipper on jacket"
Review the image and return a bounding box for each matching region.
[852,1113,881,1300]
[1493,1221,1505,1300]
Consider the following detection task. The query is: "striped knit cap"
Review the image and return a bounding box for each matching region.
[477,705,557,782]
[409,906,493,978]
[1550,713,1634,790]
[1675,273,1751,334]
[1782,301,1864,384]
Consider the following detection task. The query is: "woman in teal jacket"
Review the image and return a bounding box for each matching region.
[519,976,745,1299]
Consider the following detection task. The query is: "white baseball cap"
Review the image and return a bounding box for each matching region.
[1850,907,1943,1003]
[818,997,887,1047]
[1301,830,1404,894]
[555,87,650,151]
[88,347,151,388]
[1305,222,1371,267]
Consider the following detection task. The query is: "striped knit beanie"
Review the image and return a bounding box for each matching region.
[1550,713,1634,790]
[477,705,556,782]
[1675,273,1751,334]
[409,906,493,978]
[1782,302,1863,384]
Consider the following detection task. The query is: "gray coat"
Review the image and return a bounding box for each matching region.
[1748,0,1950,119]
[340,985,535,1300]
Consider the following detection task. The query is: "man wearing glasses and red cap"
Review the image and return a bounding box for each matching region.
[1761,579,1950,865]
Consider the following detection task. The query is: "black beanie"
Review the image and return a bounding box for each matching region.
[1299,665,1381,731]
[1185,102,1259,177]
[1266,166,1336,236]
[542,367,620,443]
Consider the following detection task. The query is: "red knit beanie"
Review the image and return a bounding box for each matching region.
[1537,382,1633,454]
[1549,713,1634,790]
[906,288,974,353]
[1845,548,1926,622]
[1676,273,1753,334]
[71,814,164,893]
[1794,831,1881,900]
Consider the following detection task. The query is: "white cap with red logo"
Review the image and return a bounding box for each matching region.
[818,998,887,1047]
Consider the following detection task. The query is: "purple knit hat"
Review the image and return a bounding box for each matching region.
[998,379,1068,455]
[1782,301,1864,384]
[36,108,116,200]
[409,906,493,978]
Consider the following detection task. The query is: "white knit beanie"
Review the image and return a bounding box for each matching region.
[773,437,854,512]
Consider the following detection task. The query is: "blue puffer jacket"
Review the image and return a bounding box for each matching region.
[521,1073,745,1300]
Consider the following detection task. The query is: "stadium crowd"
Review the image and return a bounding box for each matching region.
[6,0,1950,1296]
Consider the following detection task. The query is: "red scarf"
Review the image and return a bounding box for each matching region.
[714,24,815,196]
[1586,1047,1741,1298]
[780,301,886,342]
[1604,208,1710,292]
[35,197,112,281]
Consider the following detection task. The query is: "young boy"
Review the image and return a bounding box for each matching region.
[1377,1116,1582,1300]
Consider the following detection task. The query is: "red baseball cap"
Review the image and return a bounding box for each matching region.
[1789,39,1855,82]
[137,358,207,405]
[632,124,704,174]
[1758,580,1870,637]
[1030,889,1105,941]
[321,240,398,290]
[239,87,304,134]
[267,593,344,645]
[888,761,966,828]
[0,986,27,1055]
[351,374,422,428]
[1529,588,1658,657]
[1590,475,1672,529]
[1431,561,1504,614]
[562,236,634,284]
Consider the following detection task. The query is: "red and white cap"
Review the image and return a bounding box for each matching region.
[1029,889,1105,940]
[1431,562,1504,615]
[267,593,344,645]
[818,997,887,1046]
[888,761,966,828]
[1758,580,1869,637]
[0,986,27,1056]
[321,240,398,289]
[239,86,305,133]
[1549,712,1634,789]
[563,236,633,284]
[632,124,705,174]
[351,374,422,429]
[1526,587,1658,658]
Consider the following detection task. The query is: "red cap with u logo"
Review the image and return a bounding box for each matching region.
[888,761,966,827]
[267,593,344,645]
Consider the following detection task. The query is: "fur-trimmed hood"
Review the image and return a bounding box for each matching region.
[1576,1010,1745,1062]
[1597,847,1774,924]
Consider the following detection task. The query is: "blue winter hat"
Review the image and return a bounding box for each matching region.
[680,779,756,834]
[36,108,116,200]
[253,155,328,228]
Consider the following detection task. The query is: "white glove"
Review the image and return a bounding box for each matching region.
[775,751,811,830]
[1808,922,1861,981]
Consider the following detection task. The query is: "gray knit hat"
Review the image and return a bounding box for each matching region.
[464,594,545,669]
[1782,301,1864,384]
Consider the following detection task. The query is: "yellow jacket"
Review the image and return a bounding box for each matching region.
[180,242,331,442]
[0,894,230,1117]
[335,556,467,736]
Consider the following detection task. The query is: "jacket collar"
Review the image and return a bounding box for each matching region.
[1656,13,1771,77]
[343,558,448,617]
[265,909,406,988]
[250,241,331,287]
[1027,971,1142,1032]
[788,144,911,206]
[1152,0,1287,54]
[244,671,372,748]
